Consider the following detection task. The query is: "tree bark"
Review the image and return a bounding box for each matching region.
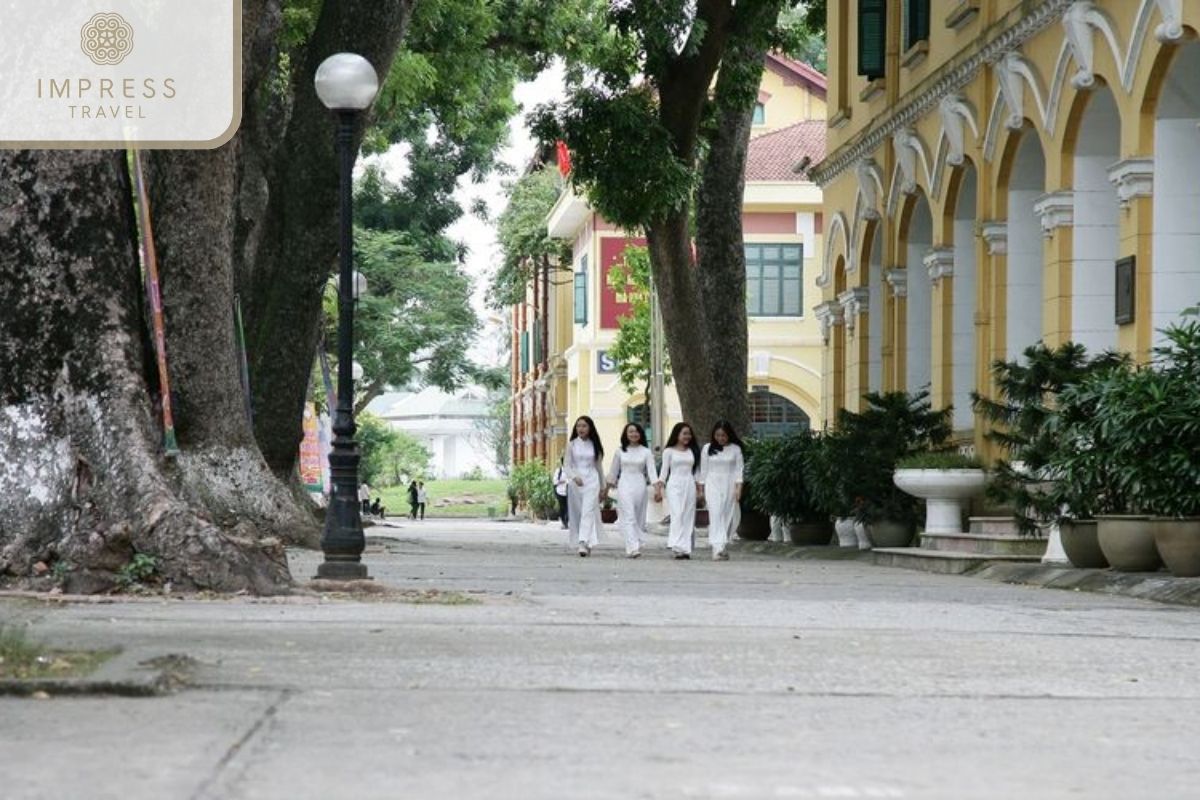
[145,0,320,549]
[237,0,415,479]
[694,39,766,436]
[0,151,289,594]
[647,213,720,434]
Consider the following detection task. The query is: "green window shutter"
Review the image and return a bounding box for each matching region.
[573,270,588,325]
[520,331,529,373]
[858,0,887,80]
[532,321,542,364]
[905,0,930,50]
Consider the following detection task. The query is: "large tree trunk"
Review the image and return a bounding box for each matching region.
[693,40,766,436]
[0,152,289,594]
[145,0,320,549]
[647,212,721,434]
[238,0,415,478]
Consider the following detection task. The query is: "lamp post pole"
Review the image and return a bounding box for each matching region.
[314,53,380,581]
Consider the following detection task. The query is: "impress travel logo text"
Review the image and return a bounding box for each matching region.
[0,1,241,148]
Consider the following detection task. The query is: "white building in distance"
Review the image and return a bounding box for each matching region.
[365,386,501,479]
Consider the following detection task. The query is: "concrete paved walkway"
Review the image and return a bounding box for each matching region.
[3,519,1200,799]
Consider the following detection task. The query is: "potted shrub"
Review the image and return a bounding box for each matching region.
[1051,359,1161,571]
[747,433,832,546]
[973,342,1131,565]
[736,438,772,541]
[1081,312,1200,575]
[894,451,987,536]
[837,391,952,548]
[804,431,858,547]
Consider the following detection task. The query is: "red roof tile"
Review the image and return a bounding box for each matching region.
[744,120,827,182]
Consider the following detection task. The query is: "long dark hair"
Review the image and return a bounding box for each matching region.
[664,422,701,473]
[570,415,604,461]
[620,422,647,451]
[708,420,745,456]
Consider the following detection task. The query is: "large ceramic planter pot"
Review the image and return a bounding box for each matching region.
[834,517,858,548]
[789,520,833,546]
[1152,518,1200,578]
[867,520,913,548]
[737,507,772,541]
[1059,519,1107,568]
[893,469,989,534]
[1097,515,1161,572]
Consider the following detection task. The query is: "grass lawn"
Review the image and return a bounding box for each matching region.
[375,478,508,519]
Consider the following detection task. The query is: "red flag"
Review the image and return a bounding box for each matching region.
[556,140,572,177]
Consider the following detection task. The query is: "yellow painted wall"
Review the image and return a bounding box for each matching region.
[818,0,1200,444]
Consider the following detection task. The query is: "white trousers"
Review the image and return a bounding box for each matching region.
[567,468,601,548]
[616,476,648,554]
[665,476,696,555]
[705,478,740,555]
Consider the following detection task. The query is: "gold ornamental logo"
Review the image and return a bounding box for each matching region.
[80,13,134,66]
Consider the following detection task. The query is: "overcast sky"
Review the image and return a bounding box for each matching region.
[362,65,566,369]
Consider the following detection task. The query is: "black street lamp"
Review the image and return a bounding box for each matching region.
[314,52,380,580]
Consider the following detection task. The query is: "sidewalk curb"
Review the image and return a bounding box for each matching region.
[729,541,1200,607]
[0,649,197,698]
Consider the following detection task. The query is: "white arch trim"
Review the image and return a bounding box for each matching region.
[931,95,981,199]
[818,211,850,289]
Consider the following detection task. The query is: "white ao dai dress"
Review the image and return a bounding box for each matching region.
[657,447,699,555]
[699,443,744,557]
[608,445,658,555]
[565,437,605,549]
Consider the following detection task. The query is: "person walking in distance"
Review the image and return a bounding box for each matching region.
[607,422,658,559]
[655,422,701,559]
[698,420,744,561]
[359,482,372,515]
[564,415,605,557]
[416,481,427,520]
[553,457,570,530]
[407,481,419,520]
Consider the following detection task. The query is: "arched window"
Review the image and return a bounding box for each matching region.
[748,387,810,439]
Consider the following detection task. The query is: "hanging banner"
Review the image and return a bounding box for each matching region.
[299,403,324,493]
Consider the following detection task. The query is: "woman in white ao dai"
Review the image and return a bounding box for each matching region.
[564,416,606,557]
[698,420,744,561]
[607,422,657,558]
[654,422,702,559]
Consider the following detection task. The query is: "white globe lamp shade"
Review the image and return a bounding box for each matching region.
[314,53,380,111]
[353,271,369,299]
[351,361,364,381]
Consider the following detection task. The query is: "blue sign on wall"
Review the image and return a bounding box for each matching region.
[597,350,618,374]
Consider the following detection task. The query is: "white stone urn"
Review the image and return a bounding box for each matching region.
[893,469,989,534]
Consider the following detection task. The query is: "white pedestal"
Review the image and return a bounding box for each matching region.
[1041,521,1070,564]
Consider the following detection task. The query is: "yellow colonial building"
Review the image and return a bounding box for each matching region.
[816,0,1200,442]
[511,55,828,464]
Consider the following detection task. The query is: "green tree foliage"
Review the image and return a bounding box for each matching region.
[319,227,481,413]
[531,0,803,433]
[489,167,573,310]
[475,391,512,476]
[605,246,671,398]
[362,0,611,242]
[357,413,432,487]
[972,343,1130,531]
